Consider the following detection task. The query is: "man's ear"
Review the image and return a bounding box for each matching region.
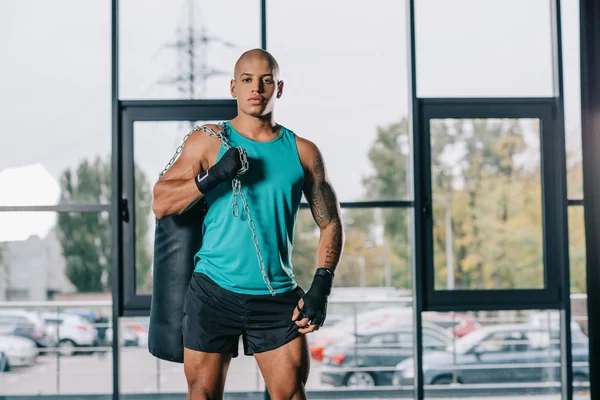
[277,80,284,98]
[230,79,237,98]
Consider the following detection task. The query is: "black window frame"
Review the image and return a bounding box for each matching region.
[118,99,238,316]
[418,98,569,312]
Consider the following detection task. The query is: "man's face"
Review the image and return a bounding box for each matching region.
[230,56,283,117]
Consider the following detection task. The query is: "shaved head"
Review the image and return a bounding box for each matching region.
[234,48,280,79]
[230,48,284,117]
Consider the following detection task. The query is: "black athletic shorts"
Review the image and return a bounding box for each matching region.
[182,272,304,357]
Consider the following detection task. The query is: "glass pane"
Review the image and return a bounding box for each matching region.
[410,310,586,399]
[133,121,220,294]
[267,1,411,202]
[119,0,261,100]
[0,304,113,396]
[0,210,112,395]
[569,206,590,396]
[430,119,543,290]
[416,0,554,97]
[303,208,414,392]
[561,0,584,199]
[120,316,263,395]
[0,0,111,206]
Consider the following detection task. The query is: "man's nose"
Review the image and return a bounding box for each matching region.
[252,80,264,93]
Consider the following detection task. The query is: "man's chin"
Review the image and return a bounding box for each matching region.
[243,108,272,118]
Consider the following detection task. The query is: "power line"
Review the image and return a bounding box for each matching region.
[154,0,235,99]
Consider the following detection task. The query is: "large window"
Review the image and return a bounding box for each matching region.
[419,101,564,311]
[118,0,261,100]
[0,212,113,396]
[429,118,544,291]
[0,0,113,397]
[0,0,111,206]
[415,0,554,98]
[1,0,589,398]
[267,0,411,202]
[415,310,589,398]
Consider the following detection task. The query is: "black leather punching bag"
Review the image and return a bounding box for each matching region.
[148,199,208,363]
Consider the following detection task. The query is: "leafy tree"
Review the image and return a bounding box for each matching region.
[361,117,587,293]
[360,119,412,290]
[57,157,153,292]
[429,118,545,290]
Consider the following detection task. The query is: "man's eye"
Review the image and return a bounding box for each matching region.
[243,78,251,83]
[263,79,273,84]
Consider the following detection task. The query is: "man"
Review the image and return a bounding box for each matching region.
[152,48,344,400]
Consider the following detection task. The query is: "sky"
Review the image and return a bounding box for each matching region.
[0,0,583,208]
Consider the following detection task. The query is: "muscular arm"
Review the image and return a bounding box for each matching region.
[300,139,345,274]
[152,127,217,219]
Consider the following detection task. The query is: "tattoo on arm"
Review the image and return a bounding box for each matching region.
[306,153,344,271]
[323,220,343,270]
[309,156,337,225]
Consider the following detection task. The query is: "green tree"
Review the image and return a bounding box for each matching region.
[361,119,412,290]
[427,119,545,290]
[57,157,153,292]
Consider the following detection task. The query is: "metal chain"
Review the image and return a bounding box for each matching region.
[158,129,196,178]
[159,122,275,296]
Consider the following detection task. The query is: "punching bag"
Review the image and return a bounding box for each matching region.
[148,199,208,363]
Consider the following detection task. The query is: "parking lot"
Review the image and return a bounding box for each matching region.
[0,345,324,396]
[0,305,591,399]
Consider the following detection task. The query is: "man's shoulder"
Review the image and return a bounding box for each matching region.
[291,132,324,171]
[184,124,223,147]
[292,131,319,154]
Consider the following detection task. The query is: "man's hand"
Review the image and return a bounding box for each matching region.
[292,268,334,334]
[195,147,244,194]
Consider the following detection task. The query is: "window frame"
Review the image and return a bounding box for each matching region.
[118,99,238,316]
[418,98,568,312]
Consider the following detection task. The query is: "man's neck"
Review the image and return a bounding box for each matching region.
[231,113,278,141]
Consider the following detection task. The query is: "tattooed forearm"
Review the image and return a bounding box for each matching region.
[309,156,339,226]
[307,154,345,272]
[322,220,344,271]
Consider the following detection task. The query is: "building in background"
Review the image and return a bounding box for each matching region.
[0,164,76,301]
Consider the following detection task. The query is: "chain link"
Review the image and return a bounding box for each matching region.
[158,122,275,296]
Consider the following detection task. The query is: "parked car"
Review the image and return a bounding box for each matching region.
[39,312,97,356]
[0,311,54,349]
[424,312,480,338]
[67,309,110,348]
[0,334,38,367]
[105,325,139,347]
[122,319,148,347]
[320,321,454,387]
[309,307,413,361]
[392,323,589,387]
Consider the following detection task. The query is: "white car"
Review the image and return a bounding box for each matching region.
[40,312,97,356]
[0,334,38,367]
[0,309,55,349]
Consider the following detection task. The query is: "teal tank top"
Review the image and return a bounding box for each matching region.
[193,121,305,295]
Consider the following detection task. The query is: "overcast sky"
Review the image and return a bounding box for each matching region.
[0,0,582,206]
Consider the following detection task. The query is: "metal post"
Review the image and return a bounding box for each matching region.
[261,0,267,50]
[56,304,60,394]
[549,0,573,398]
[111,0,122,399]
[407,0,424,398]
[579,0,600,398]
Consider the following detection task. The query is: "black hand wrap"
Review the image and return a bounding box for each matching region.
[299,268,334,326]
[195,147,243,194]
